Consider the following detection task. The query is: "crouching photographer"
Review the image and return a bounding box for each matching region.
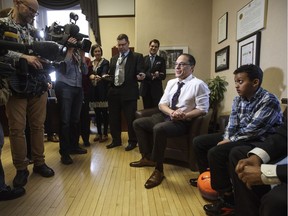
[0,0,55,192]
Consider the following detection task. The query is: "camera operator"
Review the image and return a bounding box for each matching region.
[0,7,25,201]
[55,37,88,165]
[0,0,54,189]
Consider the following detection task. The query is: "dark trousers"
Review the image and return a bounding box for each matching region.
[192,133,223,173]
[79,95,91,144]
[193,133,260,192]
[142,91,161,109]
[229,146,287,216]
[133,113,190,165]
[55,82,83,156]
[108,94,137,145]
[94,107,109,136]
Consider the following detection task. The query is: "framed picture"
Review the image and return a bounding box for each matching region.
[236,0,266,40]
[215,46,230,72]
[237,31,261,67]
[218,12,228,43]
[158,46,188,74]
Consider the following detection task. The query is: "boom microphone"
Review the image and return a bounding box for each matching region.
[27,41,66,61]
[0,40,66,61]
[0,40,26,53]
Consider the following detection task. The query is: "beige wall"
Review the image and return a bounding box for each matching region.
[211,0,287,113]
[98,0,212,82]
[136,0,212,83]
[93,17,135,61]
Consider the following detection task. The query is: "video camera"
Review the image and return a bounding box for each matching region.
[0,21,67,75]
[44,12,92,53]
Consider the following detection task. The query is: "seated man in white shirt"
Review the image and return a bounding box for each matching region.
[129,54,210,189]
[230,119,287,216]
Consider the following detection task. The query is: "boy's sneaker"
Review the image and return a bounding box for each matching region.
[204,198,235,216]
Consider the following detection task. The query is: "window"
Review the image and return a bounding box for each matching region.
[35,6,90,81]
[46,9,89,37]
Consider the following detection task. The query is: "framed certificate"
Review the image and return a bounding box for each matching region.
[218,12,228,43]
[237,32,261,67]
[215,46,230,72]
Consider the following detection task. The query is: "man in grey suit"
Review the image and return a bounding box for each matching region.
[106,34,145,151]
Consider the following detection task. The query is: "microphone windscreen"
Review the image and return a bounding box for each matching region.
[68,24,79,37]
[0,40,26,52]
[32,41,60,61]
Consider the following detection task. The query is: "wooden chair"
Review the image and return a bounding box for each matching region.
[135,108,212,171]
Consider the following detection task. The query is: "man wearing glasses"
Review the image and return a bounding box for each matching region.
[106,33,145,151]
[0,0,54,192]
[129,54,210,189]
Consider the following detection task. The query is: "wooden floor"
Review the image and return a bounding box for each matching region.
[0,133,209,216]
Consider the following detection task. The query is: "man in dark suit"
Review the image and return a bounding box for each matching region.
[140,39,166,109]
[229,118,287,216]
[106,34,144,151]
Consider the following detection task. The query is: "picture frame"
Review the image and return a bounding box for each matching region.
[215,46,230,72]
[218,12,228,43]
[236,0,266,40]
[237,31,261,67]
[158,46,189,74]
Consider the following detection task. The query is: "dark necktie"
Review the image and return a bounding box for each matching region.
[171,82,184,110]
[150,55,155,68]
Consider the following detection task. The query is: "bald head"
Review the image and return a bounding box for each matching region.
[13,0,39,25]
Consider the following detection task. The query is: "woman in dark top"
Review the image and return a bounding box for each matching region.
[88,44,110,142]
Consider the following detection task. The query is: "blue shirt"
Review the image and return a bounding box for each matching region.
[56,50,88,87]
[224,87,282,141]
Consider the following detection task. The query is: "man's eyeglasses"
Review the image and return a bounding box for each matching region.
[20,1,39,16]
[174,62,191,67]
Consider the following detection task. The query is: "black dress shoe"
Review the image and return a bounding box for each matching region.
[189,178,198,187]
[0,186,25,201]
[125,143,137,151]
[61,155,73,165]
[13,169,29,188]
[106,142,121,149]
[33,164,55,177]
[70,147,87,154]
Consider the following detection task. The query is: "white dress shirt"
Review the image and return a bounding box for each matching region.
[159,74,210,113]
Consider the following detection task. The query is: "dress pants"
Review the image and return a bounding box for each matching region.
[108,94,137,145]
[229,146,287,216]
[94,107,109,136]
[142,91,161,109]
[79,95,91,144]
[133,113,190,164]
[192,133,223,173]
[6,93,47,170]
